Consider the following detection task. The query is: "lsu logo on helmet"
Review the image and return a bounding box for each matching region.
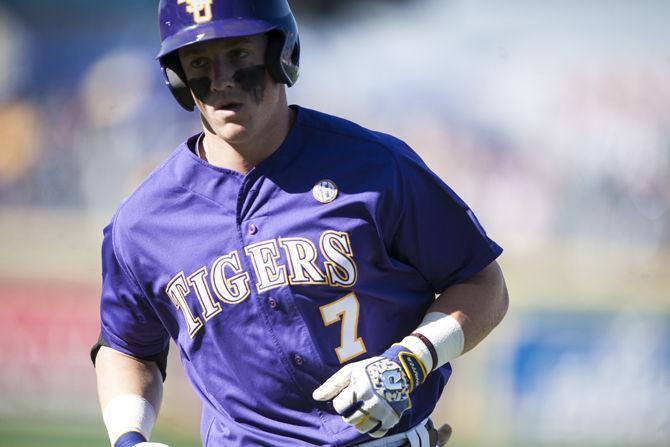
[177,0,213,24]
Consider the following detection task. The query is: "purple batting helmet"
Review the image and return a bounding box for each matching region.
[157,0,300,111]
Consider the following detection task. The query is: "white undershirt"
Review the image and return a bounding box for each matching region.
[196,133,207,161]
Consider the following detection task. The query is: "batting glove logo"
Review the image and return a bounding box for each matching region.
[366,358,411,402]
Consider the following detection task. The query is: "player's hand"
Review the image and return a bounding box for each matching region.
[313,344,427,438]
[135,443,170,447]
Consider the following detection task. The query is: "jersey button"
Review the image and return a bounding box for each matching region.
[268,297,278,309]
[293,354,304,366]
[248,224,258,235]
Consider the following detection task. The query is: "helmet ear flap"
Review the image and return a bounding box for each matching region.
[265,31,300,87]
[284,38,300,86]
[161,53,196,111]
[265,31,287,84]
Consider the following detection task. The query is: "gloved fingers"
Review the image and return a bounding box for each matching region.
[353,415,381,434]
[332,386,358,415]
[368,426,389,438]
[342,406,369,426]
[313,364,353,401]
[344,401,367,425]
[362,394,399,429]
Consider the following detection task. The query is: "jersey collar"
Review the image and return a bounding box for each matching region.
[169,105,306,207]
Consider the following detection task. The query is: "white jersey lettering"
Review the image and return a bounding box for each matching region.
[321,231,357,287]
[279,237,327,284]
[211,251,251,304]
[244,240,288,293]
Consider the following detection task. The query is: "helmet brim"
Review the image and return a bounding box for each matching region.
[156,18,277,60]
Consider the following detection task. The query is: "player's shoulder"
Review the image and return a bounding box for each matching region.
[110,138,195,234]
[296,106,419,163]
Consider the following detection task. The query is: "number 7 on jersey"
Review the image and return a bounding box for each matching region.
[319,292,367,363]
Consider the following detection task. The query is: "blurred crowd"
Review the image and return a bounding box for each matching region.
[0,1,668,445]
[1,0,669,257]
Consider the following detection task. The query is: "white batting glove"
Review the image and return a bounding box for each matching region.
[313,344,428,438]
[135,444,170,447]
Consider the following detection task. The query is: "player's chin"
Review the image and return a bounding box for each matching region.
[214,122,252,144]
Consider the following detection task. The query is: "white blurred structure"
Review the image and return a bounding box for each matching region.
[295,0,670,258]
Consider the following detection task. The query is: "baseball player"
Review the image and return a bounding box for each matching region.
[91,1,509,446]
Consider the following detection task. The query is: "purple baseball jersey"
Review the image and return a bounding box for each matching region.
[98,105,502,446]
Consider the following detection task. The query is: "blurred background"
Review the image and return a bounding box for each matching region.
[0,0,668,446]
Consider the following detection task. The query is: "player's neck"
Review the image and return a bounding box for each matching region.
[200,105,295,175]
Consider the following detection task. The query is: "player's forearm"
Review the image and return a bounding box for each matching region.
[428,260,509,354]
[96,346,164,411]
[96,346,164,445]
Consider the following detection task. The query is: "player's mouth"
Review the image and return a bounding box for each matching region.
[214,101,243,113]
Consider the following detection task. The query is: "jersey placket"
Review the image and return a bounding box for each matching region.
[234,169,337,435]
[236,173,305,382]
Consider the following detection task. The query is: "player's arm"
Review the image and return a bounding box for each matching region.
[423,259,508,356]
[95,346,168,447]
[314,260,508,438]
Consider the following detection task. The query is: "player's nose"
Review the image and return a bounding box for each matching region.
[210,59,236,91]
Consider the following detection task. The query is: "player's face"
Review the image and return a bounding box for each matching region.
[178,34,283,145]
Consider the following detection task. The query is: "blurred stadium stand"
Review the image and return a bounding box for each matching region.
[0,1,668,446]
[292,0,414,17]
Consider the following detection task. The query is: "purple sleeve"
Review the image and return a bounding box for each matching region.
[99,220,169,359]
[384,142,503,294]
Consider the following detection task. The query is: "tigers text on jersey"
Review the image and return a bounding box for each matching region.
[98,105,502,446]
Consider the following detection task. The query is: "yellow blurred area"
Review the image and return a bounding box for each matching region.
[0,102,41,184]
